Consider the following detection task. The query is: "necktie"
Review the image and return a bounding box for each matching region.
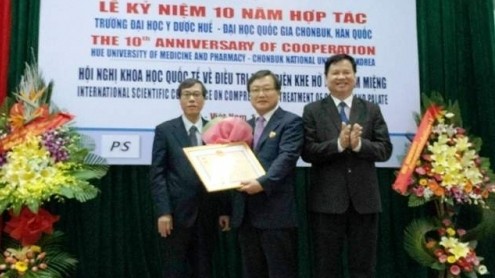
[339,102,349,124]
[189,126,198,146]
[253,116,265,147]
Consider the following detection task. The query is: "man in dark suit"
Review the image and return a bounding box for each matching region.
[301,54,393,278]
[232,70,304,278]
[150,78,230,278]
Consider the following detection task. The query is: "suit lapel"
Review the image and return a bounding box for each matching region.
[171,117,190,147]
[349,97,366,124]
[321,97,342,130]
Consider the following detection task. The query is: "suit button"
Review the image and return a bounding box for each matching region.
[347,168,352,173]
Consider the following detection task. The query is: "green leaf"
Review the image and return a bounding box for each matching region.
[73,183,99,202]
[84,152,108,165]
[79,133,97,151]
[403,218,439,267]
[0,196,10,214]
[408,195,426,207]
[430,262,445,271]
[27,202,40,214]
[463,271,478,278]
[72,164,109,180]
[58,186,75,199]
[12,203,22,216]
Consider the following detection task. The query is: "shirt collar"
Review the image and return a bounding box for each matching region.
[330,94,353,109]
[256,104,279,123]
[181,115,203,132]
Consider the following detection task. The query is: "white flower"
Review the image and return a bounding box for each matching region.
[477,265,488,275]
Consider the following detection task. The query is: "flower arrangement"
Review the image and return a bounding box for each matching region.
[0,61,108,277]
[0,208,76,277]
[394,93,495,278]
[398,107,493,208]
[427,218,488,276]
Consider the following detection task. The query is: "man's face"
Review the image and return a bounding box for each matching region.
[180,83,205,121]
[326,59,356,100]
[249,75,279,115]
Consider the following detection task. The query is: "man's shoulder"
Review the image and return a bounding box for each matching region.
[304,98,327,111]
[276,107,302,121]
[353,96,381,110]
[155,116,181,129]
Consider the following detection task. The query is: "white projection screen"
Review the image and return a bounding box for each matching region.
[38,0,420,166]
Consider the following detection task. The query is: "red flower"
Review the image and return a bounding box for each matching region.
[4,207,60,246]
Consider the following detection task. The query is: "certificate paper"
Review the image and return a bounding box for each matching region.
[183,142,265,192]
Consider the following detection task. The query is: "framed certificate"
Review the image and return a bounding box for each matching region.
[183,142,266,192]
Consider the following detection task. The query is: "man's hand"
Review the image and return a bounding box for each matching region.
[218,215,231,232]
[237,180,264,195]
[339,122,351,149]
[158,214,173,238]
[350,123,362,150]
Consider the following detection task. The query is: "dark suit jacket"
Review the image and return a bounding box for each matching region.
[232,107,304,229]
[301,96,392,214]
[150,116,224,228]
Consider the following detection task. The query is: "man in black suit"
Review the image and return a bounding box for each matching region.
[301,54,393,278]
[232,70,304,278]
[150,78,230,278]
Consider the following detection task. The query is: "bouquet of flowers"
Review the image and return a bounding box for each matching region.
[202,116,253,145]
[393,93,495,277]
[0,62,108,277]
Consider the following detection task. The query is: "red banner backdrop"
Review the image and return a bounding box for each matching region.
[0,0,11,105]
[0,0,11,248]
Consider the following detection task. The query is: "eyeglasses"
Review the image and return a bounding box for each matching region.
[250,87,276,96]
[181,92,203,99]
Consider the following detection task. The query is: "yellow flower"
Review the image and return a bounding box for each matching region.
[419,179,428,186]
[14,261,28,273]
[0,133,81,210]
[449,241,470,260]
[455,137,471,152]
[447,256,457,264]
[30,245,41,253]
[440,236,458,249]
[446,228,456,236]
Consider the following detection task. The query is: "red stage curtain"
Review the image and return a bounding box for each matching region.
[0,0,11,104]
[0,0,11,248]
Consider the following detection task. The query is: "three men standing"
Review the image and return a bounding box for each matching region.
[150,54,392,278]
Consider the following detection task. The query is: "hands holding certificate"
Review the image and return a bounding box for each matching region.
[184,117,265,192]
[238,179,264,194]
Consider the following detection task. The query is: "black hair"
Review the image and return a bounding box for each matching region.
[246,70,281,92]
[324,54,357,76]
[176,78,207,98]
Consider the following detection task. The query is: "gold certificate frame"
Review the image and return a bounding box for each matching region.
[183,142,266,192]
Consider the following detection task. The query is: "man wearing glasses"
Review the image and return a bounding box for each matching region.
[150,78,230,278]
[232,70,304,278]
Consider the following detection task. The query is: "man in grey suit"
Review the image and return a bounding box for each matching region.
[302,54,392,278]
[232,70,304,278]
[150,78,230,278]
